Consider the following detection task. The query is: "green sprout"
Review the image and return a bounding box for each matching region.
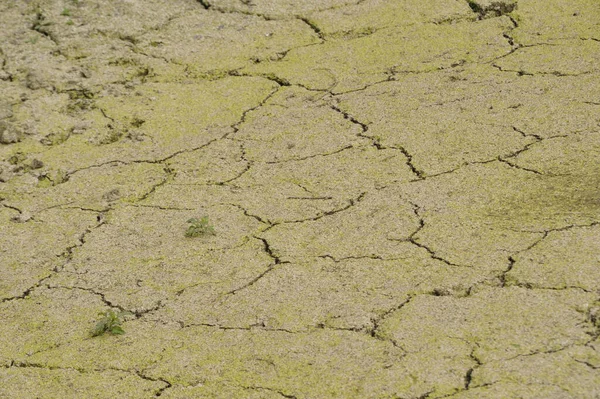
[185,216,216,237]
[61,8,71,16]
[91,310,131,337]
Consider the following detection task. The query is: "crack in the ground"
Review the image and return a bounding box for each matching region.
[298,17,323,40]
[503,343,587,363]
[464,345,483,390]
[389,58,469,78]
[197,0,364,22]
[225,263,279,295]
[368,296,414,349]
[511,126,543,141]
[134,166,174,203]
[225,237,289,295]
[48,285,164,319]
[2,202,23,214]
[178,321,297,334]
[62,160,125,179]
[179,316,410,354]
[5,361,85,372]
[388,145,426,179]
[497,157,543,175]
[235,69,332,97]
[498,254,518,288]
[521,221,600,235]
[280,191,367,224]
[30,7,59,46]
[328,104,369,137]
[498,133,565,167]
[224,202,273,226]
[328,76,392,95]
[399,202,469,268]
[328,103,427,180]
[572,358,600,370]
[132,369,172,397]
[398,126,567,182]
[230,70,291,87]
[0,49,13,81]
[488,40,556,66]
[209,142,253,186]
[502,32,515,47]
[318,254,384,262]
[509,283,596,294]
[585,303,600,341]
[492,60,595,77]
[264,144,354,164]
[231,85,281,135]
[132,204,195,211]
[241,385,298,399]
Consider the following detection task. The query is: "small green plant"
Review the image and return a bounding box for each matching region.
[91,310,131,337]
[185,216,216,237]
[61,8,71,16]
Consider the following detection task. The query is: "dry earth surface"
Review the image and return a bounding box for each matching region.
[1,0,600,397]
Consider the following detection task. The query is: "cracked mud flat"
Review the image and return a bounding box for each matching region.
[1,0,599,397]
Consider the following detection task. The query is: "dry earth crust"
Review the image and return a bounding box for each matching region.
[1,0,600,398]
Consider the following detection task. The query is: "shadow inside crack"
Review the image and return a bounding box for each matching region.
[467,0,517,19]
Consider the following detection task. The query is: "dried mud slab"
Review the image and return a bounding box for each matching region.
[507,224,600,291]
[165,139,248,185]
[509,129,600,175]
[455,349,600,398]
[244,17,514,93]
[0,368,166,398]
[46,204,267,311]
[232,86,362,163]
[336,67,600,176]
[7,77,278,174]
[511,0,600,44]
[377,286,594,363]
[0,287,106,362]
[1,162,167,214]
[398,162,600,272]
[137,12,320,76]
[0,208,97,300]
[145,146,415,222]
[308,0,474,38]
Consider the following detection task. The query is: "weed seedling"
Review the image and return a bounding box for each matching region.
[91,310,131,337]
[185,216,216,237]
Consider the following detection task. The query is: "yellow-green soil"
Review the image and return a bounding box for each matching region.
[1,0,599,397]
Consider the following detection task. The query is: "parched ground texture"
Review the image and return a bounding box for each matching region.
[1,0,600,397]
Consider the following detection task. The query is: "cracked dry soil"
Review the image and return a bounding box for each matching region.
[1,0,600,397]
